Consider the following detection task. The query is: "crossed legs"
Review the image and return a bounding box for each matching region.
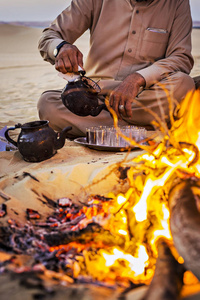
[37,72,195,137]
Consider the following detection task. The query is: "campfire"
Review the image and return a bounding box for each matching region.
[0,89,200,299]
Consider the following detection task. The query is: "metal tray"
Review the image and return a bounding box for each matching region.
[74,137,142,152]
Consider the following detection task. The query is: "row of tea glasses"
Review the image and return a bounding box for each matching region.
[86,125,147,147]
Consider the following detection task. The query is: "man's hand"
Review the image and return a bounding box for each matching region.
[109,73,146,119]
[55,44,84,74]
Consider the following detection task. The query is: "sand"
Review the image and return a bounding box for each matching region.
[0,24,90,127]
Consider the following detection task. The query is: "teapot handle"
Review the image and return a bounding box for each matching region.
[4,123,22,147]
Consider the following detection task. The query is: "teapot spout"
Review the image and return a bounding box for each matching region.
[55,126,72,150]
[90,103,108,116]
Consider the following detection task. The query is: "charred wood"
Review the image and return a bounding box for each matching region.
[0,203,7,217]
[43,222,125,247]
[0,191,10,201]
[169,180,200,280]
[141,240,184,300]
[22,172,40,182]
[0,271,116,300]
[193,75,200,90]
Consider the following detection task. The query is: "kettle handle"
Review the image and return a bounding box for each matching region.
[4,123,22,147]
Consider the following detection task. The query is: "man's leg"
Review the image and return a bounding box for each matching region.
[37,72,195,136]
[122,72,195,126]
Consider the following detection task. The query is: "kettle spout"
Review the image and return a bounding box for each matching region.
[55,126,72,150]
[90,103,108,117]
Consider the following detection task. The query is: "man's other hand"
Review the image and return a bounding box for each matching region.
[109,73,146,119]
[55,44,84,74]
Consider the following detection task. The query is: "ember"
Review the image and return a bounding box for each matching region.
[0,89,200,297]
[0,203,7,217]
[0,192,168,286]
[26,208,41,220]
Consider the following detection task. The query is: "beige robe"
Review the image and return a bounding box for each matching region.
[37,0,195,135]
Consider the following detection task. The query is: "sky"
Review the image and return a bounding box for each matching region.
[0,0,199,22]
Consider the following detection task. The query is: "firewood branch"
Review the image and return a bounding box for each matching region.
[169,180,200,280]
[141,240,185,300]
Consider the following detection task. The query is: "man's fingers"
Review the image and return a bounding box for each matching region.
[124,100,132,118]
[68,49,83,73]
[55,44,83,73]
[114,96,122,118]
[109,91,114,107]
[118,99,130,118]
[68,55,79,73]
[55,58,67,73]
[110,94,133,119]
[55,56,72,73]
[109,92,123,119]
[118,99,132,118]
[77,51,84,70]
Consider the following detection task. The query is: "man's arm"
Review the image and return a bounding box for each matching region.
[38,0,94,68]
[136,0,194,88]
[109,73,146,119]
[55,43,84,74]
[110,0,194,118]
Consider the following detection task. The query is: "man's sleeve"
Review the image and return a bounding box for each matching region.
[38,0,94,64]
[137,0,194,88]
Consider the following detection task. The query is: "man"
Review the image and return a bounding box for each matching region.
[38,0,195,137]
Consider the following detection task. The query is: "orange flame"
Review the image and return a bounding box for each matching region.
[39,90,200,286]
[87,89,200,284]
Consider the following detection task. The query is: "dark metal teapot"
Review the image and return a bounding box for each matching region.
[5,120,72,162]
[61,71,107,117]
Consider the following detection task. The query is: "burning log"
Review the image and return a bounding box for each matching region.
[43,222,125,247]
[142,240,184,300]
[169,180,200,280]
[193,75,200,90]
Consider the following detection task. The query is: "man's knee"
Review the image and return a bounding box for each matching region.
[123,72,195,126]
[168,72,195,103]
[37,91,48,118]
[37,90,62,120]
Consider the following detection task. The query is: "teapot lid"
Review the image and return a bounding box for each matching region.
[58,72,80,82]
[58,66,86,82]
